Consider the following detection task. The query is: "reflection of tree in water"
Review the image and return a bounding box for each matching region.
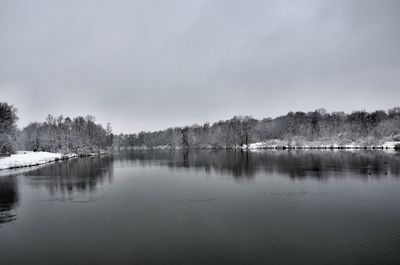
[180,150,255,178]
[25,155,114,195]
[117,150,400,180]
[271,151,400,179]
[116,149,256,178]
[0,177,18,225]
[0,156,113,225]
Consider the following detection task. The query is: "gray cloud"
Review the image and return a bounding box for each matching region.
[1,0,399,133]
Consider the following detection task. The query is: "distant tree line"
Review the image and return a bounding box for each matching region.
[115,107,400,149]
[0,101,113,155]
[18,115,113,154]
[1,100,400,154]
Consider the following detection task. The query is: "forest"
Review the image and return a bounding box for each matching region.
[1,101,400,155]
[0,102,113,155]
[115,107,400,149]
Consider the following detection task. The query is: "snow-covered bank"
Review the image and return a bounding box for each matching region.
[0,152,65,170]
[0,151,96,170]
[117,140,400,151]
[244,140,400,150]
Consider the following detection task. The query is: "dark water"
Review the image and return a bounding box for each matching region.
[1,150,400,265]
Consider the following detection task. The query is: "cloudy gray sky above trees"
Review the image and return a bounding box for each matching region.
[1,0,399,133]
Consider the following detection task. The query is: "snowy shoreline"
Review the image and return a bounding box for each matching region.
[0,151,107,171]
[2,143,398,172]
[119,141,400,151]
[243,141,400,150]
[116,139,400,151]
[0,152,74,171]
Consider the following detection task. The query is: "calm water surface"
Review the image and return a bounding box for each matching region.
[1,150,400,265]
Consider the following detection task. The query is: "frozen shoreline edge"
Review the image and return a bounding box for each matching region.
[118,144,400,151]
[0,151,108,172]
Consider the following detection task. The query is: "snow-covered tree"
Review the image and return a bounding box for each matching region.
[0,102,18,154]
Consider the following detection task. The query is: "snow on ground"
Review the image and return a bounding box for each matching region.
[245,141,400,150]
[0,152,63,170]
[383,141,400,148]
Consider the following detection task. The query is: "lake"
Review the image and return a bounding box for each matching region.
[1,150,400,265]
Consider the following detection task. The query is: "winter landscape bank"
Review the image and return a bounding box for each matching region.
[1,101,400,171]
[0,151,109,171]
[0,151,65,170]
[114,107,400,151]
[0,101,112,170]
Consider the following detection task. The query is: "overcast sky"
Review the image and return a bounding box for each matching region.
[1,0,399,133]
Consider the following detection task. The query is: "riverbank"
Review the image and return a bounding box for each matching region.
[117,140,400,151]
[0,152,72,170]
[244,140,400,150]
[0,151,108,171]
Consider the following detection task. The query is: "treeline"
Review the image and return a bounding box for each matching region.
[115,107,400,149]
[2,100,400,154]
[18,115,113,154]
[0,101,113,155]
